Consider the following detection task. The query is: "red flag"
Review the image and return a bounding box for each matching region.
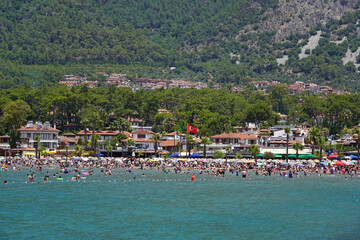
[187,124,197,134]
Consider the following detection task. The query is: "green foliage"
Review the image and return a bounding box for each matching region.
[213,150,225,159]
[0,0,169,65]
[0,1,359,91]
[263,151,274,159]
[1,100,32,148]
[249,145,260,158]
[75,145,84,156]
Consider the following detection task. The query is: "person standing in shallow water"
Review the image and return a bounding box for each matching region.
[191,173,195,182]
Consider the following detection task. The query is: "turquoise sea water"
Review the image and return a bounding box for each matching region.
[1,168,360,240]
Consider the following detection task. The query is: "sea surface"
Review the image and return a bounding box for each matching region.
[1,168,360,240]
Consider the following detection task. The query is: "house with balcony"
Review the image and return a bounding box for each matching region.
[132,130,156,150]
[278,114,288,124]
[207,132,261,153]
[19,121,59,150]
[76,130,131,147]
[0,136,10,149]
[267,125,308,147]
[127,117,152,131]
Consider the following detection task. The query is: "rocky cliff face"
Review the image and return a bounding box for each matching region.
[240,0,358,41]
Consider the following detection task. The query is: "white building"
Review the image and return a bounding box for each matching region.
[132,130,156,150]
[208,132,261,152]
[19,121,59,150]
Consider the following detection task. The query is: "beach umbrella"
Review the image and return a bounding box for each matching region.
[320,162,329,166]
[256,153,264,157]
[349,155,358,159]
[327,152,338,159]
[334,161,346,165]
[274,154,282,158]
[288,154,297,158]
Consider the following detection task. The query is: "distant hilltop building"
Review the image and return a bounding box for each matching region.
[250,80,349,95]
[59,74,98,88]
[59,72,209,90]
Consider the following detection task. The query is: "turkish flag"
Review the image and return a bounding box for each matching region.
[187,124,198,134]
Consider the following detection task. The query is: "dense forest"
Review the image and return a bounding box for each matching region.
[1,86,360,139]
[0,0,359,90]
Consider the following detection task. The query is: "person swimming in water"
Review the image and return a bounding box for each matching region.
[44,172,49,182]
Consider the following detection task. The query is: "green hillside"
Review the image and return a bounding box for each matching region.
[0,0,359,90]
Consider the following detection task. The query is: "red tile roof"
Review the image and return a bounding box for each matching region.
[160,140,179,147]
[18,126,60,132]
[77,130,120,136]
[132,130,154,134]
[211,133,258,140]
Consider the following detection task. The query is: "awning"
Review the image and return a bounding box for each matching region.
[23,152,35,156]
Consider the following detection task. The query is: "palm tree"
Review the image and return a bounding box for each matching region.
[110,117,132,132]
[306,127,320,154]
[88,111,100,152]
[225,146,231,163]
[175,126,182,157]
[75,145,84,157]
[126,138,135,157]
[162,115,175,132]
[117,133,128,157]
[81,118,90,151]
[38,145,46,158]
[292,142,304,159]
[33,135,41,159]
[318,137,327,162]
[351,127,360,161]
[201,137,211,158]
[186,135,196,158]
[105,144,112,157]
[91,134,101,157]
[340,126,349,137]
[151,134,162,157]
[284,127,290,163]
[249,145,260,163]
[335,143,344,159]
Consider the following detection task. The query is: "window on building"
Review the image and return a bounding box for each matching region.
[138,134,146,139]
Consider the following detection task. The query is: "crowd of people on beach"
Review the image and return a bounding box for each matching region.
[1,156,359,184]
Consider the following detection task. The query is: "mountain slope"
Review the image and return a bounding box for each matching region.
[0,0,170,64]
[0,0,359,91]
